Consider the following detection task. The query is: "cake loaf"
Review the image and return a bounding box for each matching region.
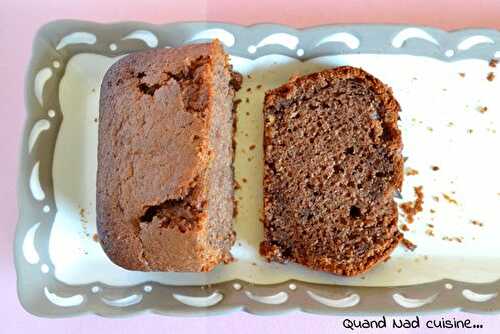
[261,67,403,276]
[97,40,240,272]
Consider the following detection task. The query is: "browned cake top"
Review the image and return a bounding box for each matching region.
[97,41,231,270]
[261,66,403,276]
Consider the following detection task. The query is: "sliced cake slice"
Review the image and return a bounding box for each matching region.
[261,66,404,276]
[97,40,240,272]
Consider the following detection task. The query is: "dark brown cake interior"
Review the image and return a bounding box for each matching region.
[261,67,403,276]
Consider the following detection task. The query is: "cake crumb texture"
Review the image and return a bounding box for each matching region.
[261,66,404,276]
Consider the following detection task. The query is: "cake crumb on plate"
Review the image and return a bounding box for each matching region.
[399,186,424,224]
[405,167,419,176]
[442,236,464,243]
[402,238,417,251]
[471,220,484,227]
[478,106,488,113]
[442,193,458,205]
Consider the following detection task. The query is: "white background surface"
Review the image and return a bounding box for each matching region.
[50,52,500,287]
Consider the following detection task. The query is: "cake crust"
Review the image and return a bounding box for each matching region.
[261,66,404,276]
[97,41,237,272]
